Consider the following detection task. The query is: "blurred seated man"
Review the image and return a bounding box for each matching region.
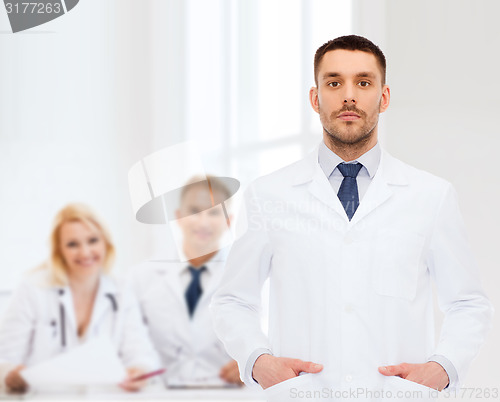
[131,175,242,387]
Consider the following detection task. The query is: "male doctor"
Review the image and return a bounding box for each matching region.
[131,176,242,386]
[210,35,493,400]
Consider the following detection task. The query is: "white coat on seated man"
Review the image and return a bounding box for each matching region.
[131,176,242,387]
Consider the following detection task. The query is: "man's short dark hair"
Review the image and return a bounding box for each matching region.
[314,35,386,86]
[180,175,232,204]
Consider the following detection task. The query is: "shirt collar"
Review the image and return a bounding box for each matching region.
[318,140,381,179]
[183,264,210,276]
[179,247,228,276]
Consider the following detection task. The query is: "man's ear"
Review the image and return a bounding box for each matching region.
[379,85,390,113]
[309,86,320,113]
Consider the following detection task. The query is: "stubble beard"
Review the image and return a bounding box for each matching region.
[320,104,379,153]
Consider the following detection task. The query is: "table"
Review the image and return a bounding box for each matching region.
[0,384,266,401]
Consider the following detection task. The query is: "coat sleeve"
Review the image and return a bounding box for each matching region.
[427,182,494,389]
[117,285,162,372]
[0,280,37,391]
[210,183,273,386]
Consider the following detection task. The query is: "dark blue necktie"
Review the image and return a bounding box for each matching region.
[337,162,363,221]
[185,266,206,317]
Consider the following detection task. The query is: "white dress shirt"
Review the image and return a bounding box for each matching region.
[318,140,381,202]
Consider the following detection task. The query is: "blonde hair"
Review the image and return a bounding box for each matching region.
[47,203,115,286]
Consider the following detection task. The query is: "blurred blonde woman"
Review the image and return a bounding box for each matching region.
[0,204,160,393]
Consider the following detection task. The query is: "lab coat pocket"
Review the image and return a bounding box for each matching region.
[373,230,426,301]
[384,376,437,402]
[264,373,314,402]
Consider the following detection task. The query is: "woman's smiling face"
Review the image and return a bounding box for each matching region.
[59,220,106,278]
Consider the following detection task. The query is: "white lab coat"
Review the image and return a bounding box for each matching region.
[210,146,494,401]
[0,268,161,391]
[131,249,233,386]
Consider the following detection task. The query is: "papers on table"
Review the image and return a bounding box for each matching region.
[166,375,237,389]
[20,337,127,387]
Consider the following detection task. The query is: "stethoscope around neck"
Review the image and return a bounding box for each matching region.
[54,289,118,348]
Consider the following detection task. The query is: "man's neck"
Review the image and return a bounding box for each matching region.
[323,132,378,162]
[184,246,218,268]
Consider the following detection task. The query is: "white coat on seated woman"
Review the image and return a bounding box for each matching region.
[0,203,161,394]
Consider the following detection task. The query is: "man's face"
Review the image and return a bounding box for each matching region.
[310,49,390,146]
[175,185,230,253]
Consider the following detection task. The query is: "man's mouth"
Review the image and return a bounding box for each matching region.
[338,112,361,121]
[194,230,213,239]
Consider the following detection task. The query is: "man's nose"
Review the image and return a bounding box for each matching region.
[342,86,356,104]
[196,210,212,225]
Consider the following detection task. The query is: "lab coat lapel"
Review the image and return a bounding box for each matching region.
[349,171,393,225]
[350,149,409,225]
[294,147,349,221]
[88,276,117,333]
[162,263,189,315]
[294,146,409,225]
[57,286,77,336]
[308,163,349,220]
[197,249,227,309]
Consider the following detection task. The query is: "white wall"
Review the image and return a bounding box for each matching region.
[354,0,500,392]
[0,0,129,290]
[0,0,182,295]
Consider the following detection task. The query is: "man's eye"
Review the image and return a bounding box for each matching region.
[359,81,370,87]
[328,82,340,87]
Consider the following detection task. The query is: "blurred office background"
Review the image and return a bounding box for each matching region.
[0,0,498,394]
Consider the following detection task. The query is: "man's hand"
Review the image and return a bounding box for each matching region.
[219,360,243,385]
[378,361,449,391]
[252,354,323,390]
